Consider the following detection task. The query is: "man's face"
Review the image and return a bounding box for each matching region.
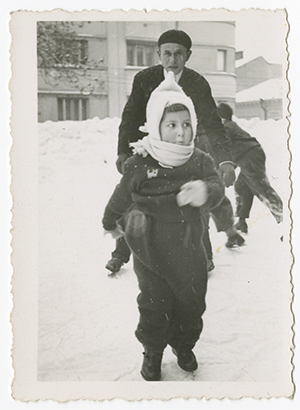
[158,43,191,75]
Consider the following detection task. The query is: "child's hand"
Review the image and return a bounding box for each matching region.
[115,153,129,174]
[177,180,208,207]
[104,225,124,240]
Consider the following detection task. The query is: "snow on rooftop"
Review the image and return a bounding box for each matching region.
[235,78,286,103]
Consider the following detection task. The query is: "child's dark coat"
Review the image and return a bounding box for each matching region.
[103,148,224,351]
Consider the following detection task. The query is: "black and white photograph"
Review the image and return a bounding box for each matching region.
[9,6,294,403]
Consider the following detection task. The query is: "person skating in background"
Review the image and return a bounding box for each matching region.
[102,72,224,381]
[106,29,243,275]
[217,103,283,233]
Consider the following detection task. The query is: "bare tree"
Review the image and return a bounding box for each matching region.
[37,21,101,91]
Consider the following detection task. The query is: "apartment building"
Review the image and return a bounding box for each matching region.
[37,21,236,122]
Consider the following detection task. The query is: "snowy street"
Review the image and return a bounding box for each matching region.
[37,116,292,382]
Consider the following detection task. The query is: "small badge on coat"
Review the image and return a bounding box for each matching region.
[147,168,159,179]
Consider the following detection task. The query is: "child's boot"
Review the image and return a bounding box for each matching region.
[234,218,248,233]
[140,347,163,381]
[172,348,198,372]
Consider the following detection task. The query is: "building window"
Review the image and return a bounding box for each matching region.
[217,50,227,72]
[58,97,88,121]
[127,42,156,67]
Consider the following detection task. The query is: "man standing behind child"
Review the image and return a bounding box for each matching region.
[106,29,244,274]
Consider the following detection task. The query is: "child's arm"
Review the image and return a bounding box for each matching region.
[104,222,125,240]
[200,153,225,211]
[177,152,225,210]
[102,159,136,232]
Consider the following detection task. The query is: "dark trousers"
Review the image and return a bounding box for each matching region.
[210,195,234,232]
[124,215,208,352]
[134,256,207,352]
[235,148,283,222]
[202,224,213,260]
[194,133,235,231]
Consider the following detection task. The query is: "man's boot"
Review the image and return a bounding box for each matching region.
[225,227,245,248]
[225,233,245,248]
[234,218,248,233]
[105,257,124,274]
[140,347,163,381]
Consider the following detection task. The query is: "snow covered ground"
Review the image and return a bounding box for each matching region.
[37,116,292,382]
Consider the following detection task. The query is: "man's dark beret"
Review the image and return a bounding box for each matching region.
[158,30,192,50]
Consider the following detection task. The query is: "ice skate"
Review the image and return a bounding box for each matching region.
[105,257,124,274]
[140,348,163,381]
[234,218,248,234]
[225,233,245,248]
[172,348,198,372]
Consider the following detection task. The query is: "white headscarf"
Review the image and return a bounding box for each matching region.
[130,71,197,168]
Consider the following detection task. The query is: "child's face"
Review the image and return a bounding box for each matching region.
[159,110,193,146]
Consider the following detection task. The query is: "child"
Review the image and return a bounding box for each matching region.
[103,72,224,381]
[217,103,283,233]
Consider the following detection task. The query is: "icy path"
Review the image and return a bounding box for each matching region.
[37,117,292,382]
[38,183,290,382]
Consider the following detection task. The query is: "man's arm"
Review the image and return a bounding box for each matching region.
[193,77,231,164]
[191,76,235,186]
[116,73,148,174]
[117,74,147,157]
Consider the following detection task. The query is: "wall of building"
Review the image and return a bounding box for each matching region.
[37,21,237,122]
[38,94,59,122]
[180,21,235,71]
[181,21,236,107]
[235,99,282,121]
[122,21,236,106]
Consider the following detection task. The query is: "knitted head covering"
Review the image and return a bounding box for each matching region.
[158,30,192,51]
[130,71,197,168]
